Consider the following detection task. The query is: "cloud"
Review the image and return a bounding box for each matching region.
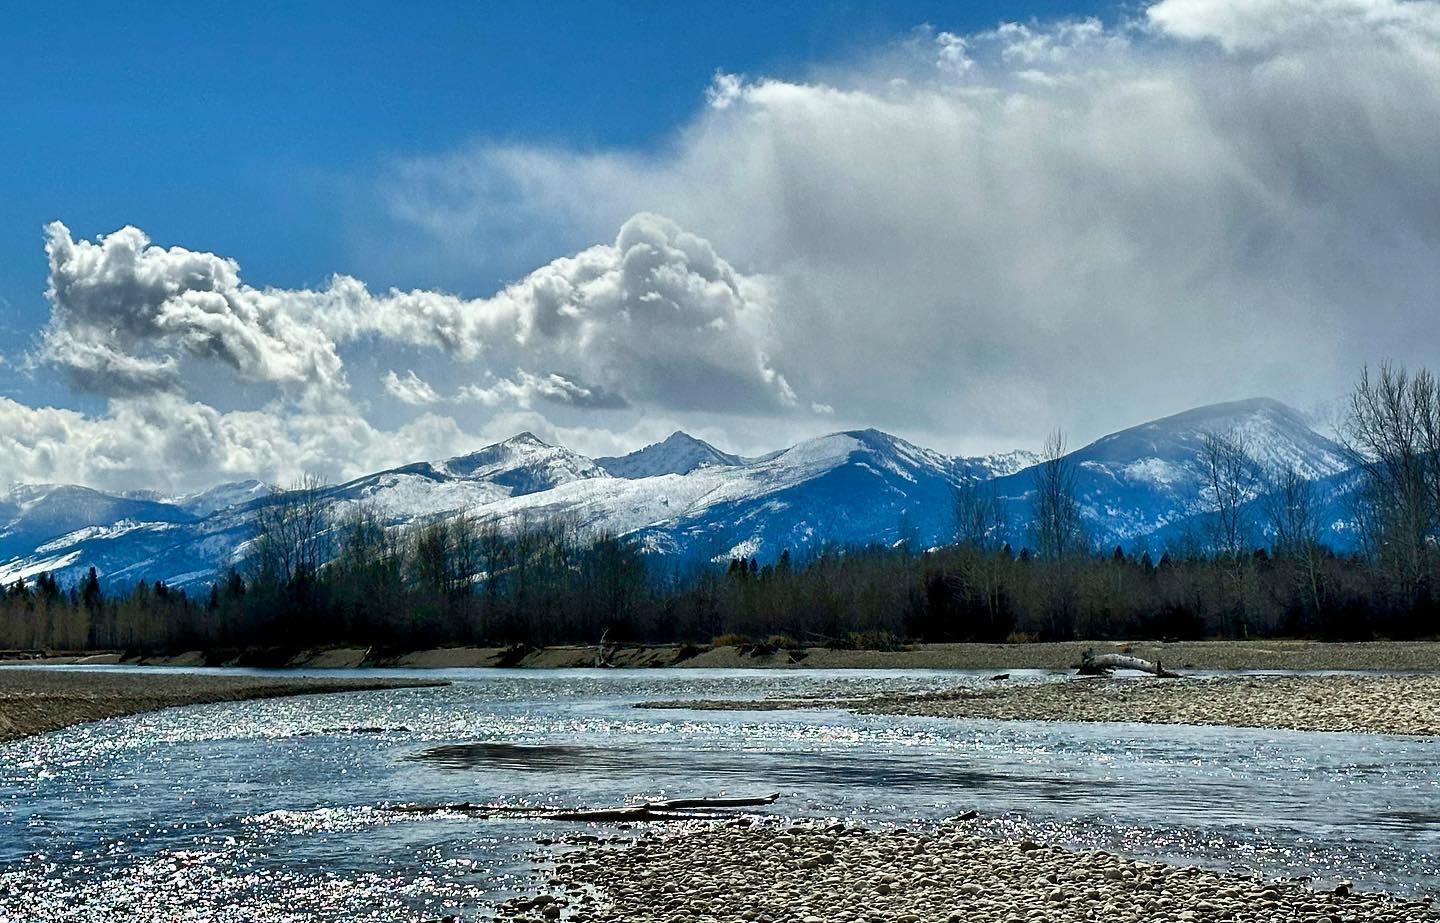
[456,370,628,410]
[11,0,1440,493]
[0,391,489,494]
[41,212,793,416]
[382,369,441,406]
[377,0,1440,454]
[42,223,347,401]
[1147,0,1440,52]
[10,212,799,489]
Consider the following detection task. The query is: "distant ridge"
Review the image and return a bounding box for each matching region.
[0,398,1360,588]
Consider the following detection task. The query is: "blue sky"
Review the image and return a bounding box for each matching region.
[3,0,1438,491]
[1,1,1098,311]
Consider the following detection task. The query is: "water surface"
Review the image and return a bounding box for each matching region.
[1,667,1436,921]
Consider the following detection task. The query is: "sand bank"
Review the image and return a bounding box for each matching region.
[0,668,445,741]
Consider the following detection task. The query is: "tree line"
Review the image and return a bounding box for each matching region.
[2,363,1438,655]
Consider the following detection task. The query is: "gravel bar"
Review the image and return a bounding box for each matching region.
[515,822,1439,922]
[861,673,1440,735]
[640,673,1440,736]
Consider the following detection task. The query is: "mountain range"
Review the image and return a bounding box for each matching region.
[0,397,1357,590]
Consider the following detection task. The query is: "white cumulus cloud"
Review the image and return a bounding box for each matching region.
[41,212,793,415]
[8,212,801,489]
[382,369,441,406]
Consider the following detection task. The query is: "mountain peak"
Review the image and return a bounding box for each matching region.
[435,432,604,492]
[597,431,742,479]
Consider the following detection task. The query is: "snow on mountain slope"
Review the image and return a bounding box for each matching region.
[0,485,195,566]
[956,449,1042,481]
[0,434,611,588]
[597,432,742,478]
[314,433,611,522]
[173,480,271,516]
[435,432,607,491]
[988,398,1354,546]
[470,429,963,561]
[0,398,1362,587]
[1070,398,1350,481]
[626,429,966,560]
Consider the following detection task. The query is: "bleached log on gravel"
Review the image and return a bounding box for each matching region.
[1078,649,1180,677]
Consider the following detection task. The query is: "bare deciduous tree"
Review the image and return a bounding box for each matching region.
[1344,362,1440,588]
[953,480,1006,551]
[1262,463,1324,617]
[248,474,333,585]
[1032,429,1085,559]
[1263,465,1321,558]
[1200,428,1260,558]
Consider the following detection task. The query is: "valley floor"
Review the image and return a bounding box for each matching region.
[0,668,446,741]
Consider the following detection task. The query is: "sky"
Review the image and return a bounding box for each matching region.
[2,0,1438,493]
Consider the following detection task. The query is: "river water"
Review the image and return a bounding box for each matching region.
[0,667,1437,921]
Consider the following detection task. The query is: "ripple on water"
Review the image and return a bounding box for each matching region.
[1,667,1438,920]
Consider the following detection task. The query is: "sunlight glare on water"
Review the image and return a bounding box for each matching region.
[1,667,1437,921]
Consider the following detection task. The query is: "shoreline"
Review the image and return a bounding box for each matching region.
[521,821,1438,922]
[7,638,1440,672]
[639,672,1440,736]
[0,668,447,742]
[858,673,1440,735]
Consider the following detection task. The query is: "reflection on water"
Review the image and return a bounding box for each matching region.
[1,667,1437,921]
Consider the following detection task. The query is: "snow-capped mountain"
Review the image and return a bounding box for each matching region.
[597,432,743,478]
[0,484,196,566]
[173,480,272,517]
[987,398,1354,545]
[314,432,609,522]
[0,435,612,588]
[961,448,1043,480]
[628,429,964,559]
[0,398,1363,589]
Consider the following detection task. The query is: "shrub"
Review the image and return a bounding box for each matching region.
[845,630,905,651]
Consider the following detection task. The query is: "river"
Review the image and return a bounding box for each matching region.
[1,667,1436,921]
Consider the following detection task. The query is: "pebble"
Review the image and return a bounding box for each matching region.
[516,822,1440,922]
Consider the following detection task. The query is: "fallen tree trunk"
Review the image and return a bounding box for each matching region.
[544,793,779,822]
[1078,650,1180,678]
[392,792,780,821]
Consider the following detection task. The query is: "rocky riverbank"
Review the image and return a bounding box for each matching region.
[640,673,1440,736]
[862,673,1440,735]
[512,822,1438,922]
[0,668,446,741]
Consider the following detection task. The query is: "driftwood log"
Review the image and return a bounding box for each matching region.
[392,792,780,822]
[1077,649,1180,678]
[593,628,617,668]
